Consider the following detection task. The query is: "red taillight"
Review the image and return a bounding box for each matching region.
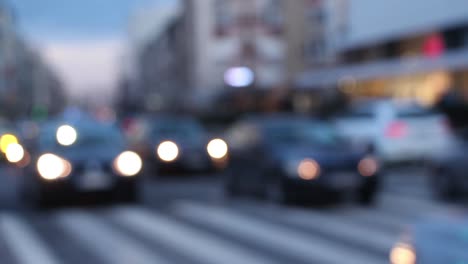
[385,121,408,138]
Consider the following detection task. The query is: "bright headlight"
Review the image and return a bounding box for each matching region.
[358,156,379,177]
[37,153,72,180]
[390,243,416,264]
[0,134,18,153]
[207,139,228,159]
[157,141,179,162]
[114,151,142,177]
[56,125,78,146]
[6,143,24,163]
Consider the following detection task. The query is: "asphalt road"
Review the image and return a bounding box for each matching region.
[0,166,462,264]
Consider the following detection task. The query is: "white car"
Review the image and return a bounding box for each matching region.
[334,100,454,163]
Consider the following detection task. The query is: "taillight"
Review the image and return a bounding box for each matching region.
[385,121,408,138]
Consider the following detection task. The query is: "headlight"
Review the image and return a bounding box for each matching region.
[157,141,179,162]
[6,143,24,163]
[298,159,320,180]
[285,158,320,180]
[56,125,78,146]
[0,134,18,153]
[37,153,72,180]
[358,156,379,177]
[390,243,416,264]
[113,151,142,177]
[207,139,228,159]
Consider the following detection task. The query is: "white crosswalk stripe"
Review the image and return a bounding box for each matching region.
[0,214,60,264]
[251,204,397,254]
[110,207,274,264]
[56,210,169,264]
[0,186,461,264]
[173,201,387,264]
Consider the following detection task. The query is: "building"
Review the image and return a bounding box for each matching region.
[295,0,468,107]
[119,0,287,114]
[0,1,66,119]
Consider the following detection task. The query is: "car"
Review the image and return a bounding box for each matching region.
[20,118,143,207]
[223,115,380,205]
[428,129,468,201]
[390,213,468,264]
[334,100,454,164]
[132,115,228,174]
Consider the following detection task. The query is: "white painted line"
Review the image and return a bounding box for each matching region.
[280,207,396,253]
[379,193,458,216]
[111,207,273,264]
[56,210,168,264]
[0,214,60,264]
[174,201,386,264]
[337,207,408,232]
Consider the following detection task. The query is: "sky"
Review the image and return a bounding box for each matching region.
[12,0,170,99]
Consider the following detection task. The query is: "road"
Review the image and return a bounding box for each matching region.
[0,166,461,264]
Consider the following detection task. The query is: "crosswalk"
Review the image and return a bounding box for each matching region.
[0,191,459,264]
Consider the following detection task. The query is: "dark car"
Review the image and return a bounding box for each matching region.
[391,213,468,264]
[429,130,467,201]
[20,118,143,207]
[136,116,228,174]
[223,115,380,204]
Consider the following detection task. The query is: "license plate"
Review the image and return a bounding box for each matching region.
[186,154,204,169]
[78,171,113,191]
[328,173,358,189]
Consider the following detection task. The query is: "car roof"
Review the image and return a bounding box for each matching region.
[240,114,323,126]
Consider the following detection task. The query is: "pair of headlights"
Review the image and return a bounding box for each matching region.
[36,151,143,180]
[156,139,228,162]
[286,156,379,180]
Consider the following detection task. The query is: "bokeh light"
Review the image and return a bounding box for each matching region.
[298,159,320,180]
[0,134,18,153]
[390,243,416,264]
[114,151,143,177]
[358,157,379,177]
[56,125,78,146]
[5,143,25,163]
[37,154,72,180]
[157,141,179,162]
[207,139,228,159]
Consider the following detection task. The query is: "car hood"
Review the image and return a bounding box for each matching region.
[413,212,468,263]
[272,145,365,167]
[41,147,125,164]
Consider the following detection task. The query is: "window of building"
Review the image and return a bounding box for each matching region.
[262,0,284,34]
[214,0,233,36]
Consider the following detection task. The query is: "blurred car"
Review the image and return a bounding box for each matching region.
[334,100,454,164]
[20,118,143,206]
[429,130,468,200]
[224,115,380,205]
[132,116,228,174]
[390,213,468,264]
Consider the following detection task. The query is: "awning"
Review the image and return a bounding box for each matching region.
[295,48,468,88]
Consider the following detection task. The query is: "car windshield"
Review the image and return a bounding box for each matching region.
[40,123,125,151]
[265,121,343,146]
[151,120,204,141]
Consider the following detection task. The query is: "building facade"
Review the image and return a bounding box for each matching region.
[295,0,468,106]
[119,0,287,113]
